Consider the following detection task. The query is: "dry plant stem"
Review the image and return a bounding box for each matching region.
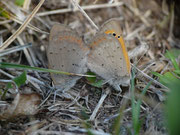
[141,62,156,73]
[37,2,123,16]
[0,69,14,78]
[34,16,51,29]
[104,107,132,122]
[89,88,110,121]
[0,20,12,25]
[118,93,146,110]
[33,123,53,133]
[4,23,34,66]
[87,130,110,135]
[23,73,45,94]
[128,42,149,59]
[11,15,49,34]
[93,0,99,4]
[167,3,175,45]
[39,91,53,107]
[125,25,145,40]
[146,30,155,40]
[0,79,18,92]
[33,131,110,135]
[131,64,169,92]
[169,4,174,38]
[0,68,44,93]
[0,44,32,57]
[26,75,46,85]
[70,0,99,30]
[25,120,47,134]
[23,0,31,10]
[0,0,45,51]
[1,1,48,34]
[0,34,3,46]
[127,4,150,27]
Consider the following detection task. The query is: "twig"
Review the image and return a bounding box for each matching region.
[70,0,99,30]
[167,3,175,46]
[0,20,12,25]
[168,3,174,39]
[11,15,49,34]
[131,64,169,92]
[125,25,145,40]
[0,43,32,57]
[4,23,34,66]
[23,0,31,10]
[37,2,124,17]
[127,4,150,27]
[0,69,14,78]
[0,69,45,94]
[104,107,131,122]
[0,79,19,92]
[89,88,110,121]
[128,42,149,59]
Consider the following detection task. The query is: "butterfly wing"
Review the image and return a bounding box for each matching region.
[49,23,75,41]
[100,18,131,75]
[47,25,89,91]
[87,33,130,91]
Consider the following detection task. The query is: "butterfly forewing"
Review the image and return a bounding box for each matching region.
[100,18,131,74]
[88,33,129,80]
[49,23,76,41]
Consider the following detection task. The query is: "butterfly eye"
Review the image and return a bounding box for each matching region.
[113,33,116,36]
[117,35,121,38]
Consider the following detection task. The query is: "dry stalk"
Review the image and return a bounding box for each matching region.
[70,0,99,30]
[89,88,110,121]
[37,2,124,17]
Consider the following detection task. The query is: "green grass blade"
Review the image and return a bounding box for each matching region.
[130,68,138,134]
[134,81,152,134]
[15,0,25,6]
[112,100,128,135]
[166,81,180,135]
[165,49,180,59]
[152,71,180,87]
[166,50,179,70]
[173,70,180,75]
[13,71,27,87]
[0,62,94,77]
[86,71,103,88]
[1,82,12,99]
[131,68,152,135]
[0,7,11,19]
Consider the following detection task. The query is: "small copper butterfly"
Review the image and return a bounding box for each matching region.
[47,23,89,92]
[87,18,131,91]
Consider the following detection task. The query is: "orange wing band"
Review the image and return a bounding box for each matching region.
[105,30,131,74]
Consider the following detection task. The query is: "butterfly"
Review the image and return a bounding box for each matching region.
[47,23,89,92]
[87,18,131,91]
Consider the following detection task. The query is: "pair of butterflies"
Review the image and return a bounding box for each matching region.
[47,18,131,92]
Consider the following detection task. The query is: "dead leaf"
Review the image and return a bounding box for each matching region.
[0,93,41,120]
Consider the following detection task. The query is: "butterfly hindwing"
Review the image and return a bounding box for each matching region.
[48,25,89,90]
